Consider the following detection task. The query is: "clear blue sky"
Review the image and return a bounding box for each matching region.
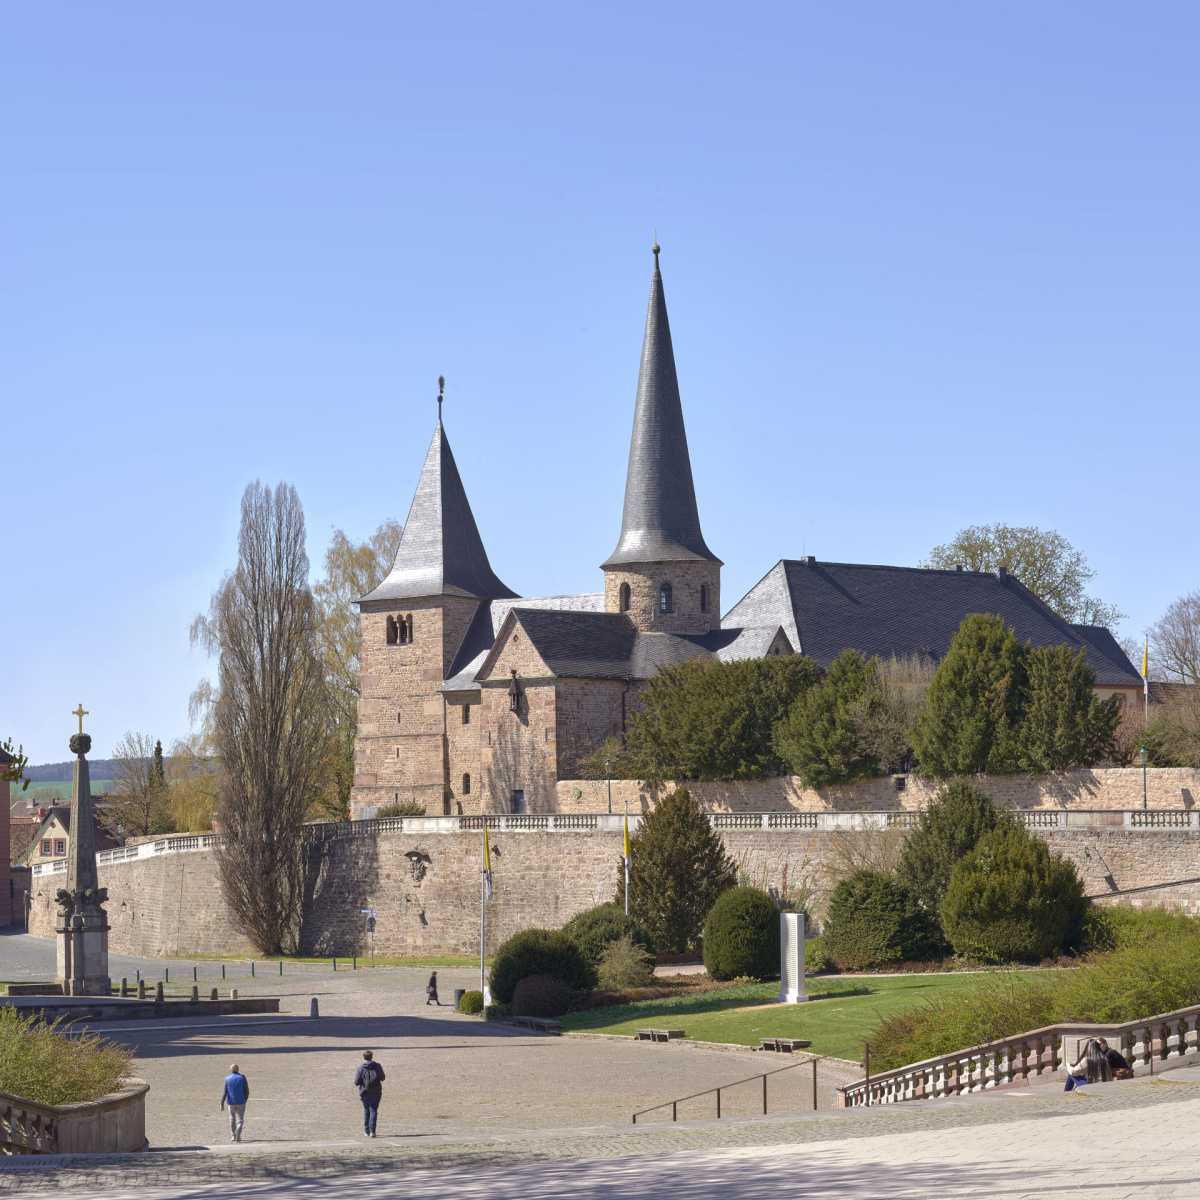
[4,3,1198,763]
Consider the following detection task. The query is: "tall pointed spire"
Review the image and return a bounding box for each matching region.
[362,383,516,602]
[602,245,720,568]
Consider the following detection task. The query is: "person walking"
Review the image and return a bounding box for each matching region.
[426,970,440,1006]
[354,1050,386,1137]
[220,1063,250,1143]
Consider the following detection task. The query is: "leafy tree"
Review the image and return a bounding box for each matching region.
[165,735,221,832]
[912,614,1027,776]
[1,738,29,791]
[701,886,780,981]
[924,523,1124,627]
[1018,645,1121,772]
[822,870,941,970]
[311,520,404,820]
[774,650,887,787]
[616,788,736,954]
[940,825,1088,963]
[620,657,822,783]
[1149,591,1200,685]
[191,481,330,954]
[895,779,1006,921]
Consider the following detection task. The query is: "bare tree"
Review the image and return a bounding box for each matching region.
[311,521,402,820]
[110,730,173,837]
[191,481,329,954]
[1149,591,1200,684]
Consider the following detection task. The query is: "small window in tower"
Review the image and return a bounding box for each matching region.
[619,582,631,612]
[700,584,709,613]
[659,582,673,613]
[462,773,472,795]
[462,704,471,725]
[406,614,415,642]
[386,616,398,645]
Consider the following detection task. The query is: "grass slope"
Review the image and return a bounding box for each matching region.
[561,971,1052,1062]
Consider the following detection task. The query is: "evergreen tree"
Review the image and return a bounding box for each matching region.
[616,788,736,954]
[1018,645,1121,772]
[151,739,166,793]
[895,779,1006,921]
[773,650,885,787]
[618,657,821,783]
[912,614,1027,776]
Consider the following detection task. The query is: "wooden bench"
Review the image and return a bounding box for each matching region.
[508,1016,561,1035]
[759,1037,812,1053]
[636,1028,686,1043]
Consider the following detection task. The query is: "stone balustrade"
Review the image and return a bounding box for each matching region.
[0,1078,148,1154]
[836,1002,1200,1108]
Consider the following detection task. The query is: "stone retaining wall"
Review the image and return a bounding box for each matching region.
[556,768,1200,814]
[27,817,1200,957]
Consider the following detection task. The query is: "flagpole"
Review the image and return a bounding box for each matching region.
[1144,636,1150,725]
[623,801,631,918]
[480,825,486,1000]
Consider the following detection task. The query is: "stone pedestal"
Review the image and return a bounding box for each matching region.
[56,917,112,997]
[778,911,807,1003]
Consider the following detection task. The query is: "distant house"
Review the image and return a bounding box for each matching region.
[16,804,119,869]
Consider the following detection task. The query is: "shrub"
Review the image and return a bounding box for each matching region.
[620,656,823,783]
[940,825,1087,963]
[823,870,940,970]
[619,788,737,954]
[701,886,780,981]
[375,800,425,817]
[596,935,656,989]
[804,934,834,975]
[912,614,1026,777]
[773,650,888,787]
[489,928,596,1004]
[0,1007,133,1106]
[511,974,574,1018]
[1018,645,1121,771]
[895,780,1006,924]
[458,990,484,1015]
[562,903,655,967]
[484,1002,511,1021]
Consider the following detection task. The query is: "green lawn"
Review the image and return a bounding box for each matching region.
[561,971,1053,1062]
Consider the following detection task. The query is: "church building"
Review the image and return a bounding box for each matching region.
[351,249,1141,818]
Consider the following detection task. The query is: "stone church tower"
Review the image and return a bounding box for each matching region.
[352,401,516,816]
[602,244,722,633]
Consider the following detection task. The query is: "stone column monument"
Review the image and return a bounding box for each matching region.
[55,709,112,996]
[778,911,807,1004]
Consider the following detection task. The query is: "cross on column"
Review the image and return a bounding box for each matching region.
[72,704,89,735]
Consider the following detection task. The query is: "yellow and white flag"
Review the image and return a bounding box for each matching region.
[483,826,494,901]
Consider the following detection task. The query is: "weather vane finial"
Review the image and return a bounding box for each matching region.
[437,375,445,422]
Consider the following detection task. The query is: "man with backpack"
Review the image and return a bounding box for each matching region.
[354,1050,386,1137]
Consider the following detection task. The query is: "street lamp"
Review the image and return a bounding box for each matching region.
[1139,745,1149,811]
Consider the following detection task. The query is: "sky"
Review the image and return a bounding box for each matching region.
[4,2,1199,764]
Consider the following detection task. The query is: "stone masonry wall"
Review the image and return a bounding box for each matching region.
[0,776,11,926]
[27,817,1200,957]
[556,768,1200,815]
[602,561,721,635]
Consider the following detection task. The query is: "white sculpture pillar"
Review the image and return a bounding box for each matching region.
[778,911,807,1004]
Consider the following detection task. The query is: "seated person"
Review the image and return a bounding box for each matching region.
[1097,1037,1134,1079]
[1064,1038,1113,1092]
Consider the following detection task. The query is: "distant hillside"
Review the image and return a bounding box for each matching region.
[24,759,121,782]
[11,779,117,808]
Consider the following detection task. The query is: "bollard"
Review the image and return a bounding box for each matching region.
[210,987,219,1001]
[231,988,238,999]
[138,979,146,1000]
[222,963,226,980]
[136,969,141,984]
[155,981,164,1003]
[191,984,199,1002]
[310,997,320,1018]
[353,956,357,971]
[193,965,198,982]
[120,977,129,997]
[332,958,337,972]
[279,960,283,977]
[164,967,169,983]
[251,961,256,978]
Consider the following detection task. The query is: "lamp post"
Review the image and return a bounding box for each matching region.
[1140,745,1149,811]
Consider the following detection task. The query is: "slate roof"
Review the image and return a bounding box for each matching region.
[360,419,516,604]
[602,247,720,568]
[723,560,1142,688]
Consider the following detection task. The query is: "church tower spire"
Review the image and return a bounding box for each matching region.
[602,246,721,634]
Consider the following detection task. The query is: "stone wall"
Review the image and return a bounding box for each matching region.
[27,813,1200,957]
[555,768,1200,815]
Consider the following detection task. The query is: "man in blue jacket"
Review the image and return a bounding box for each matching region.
[220,1063,251,1143]
[354,1050,386,1137]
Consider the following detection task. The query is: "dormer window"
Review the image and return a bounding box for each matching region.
[658,582,673,614]
[619,582,631,613]
[700,584,709,613]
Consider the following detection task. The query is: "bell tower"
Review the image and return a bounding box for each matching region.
[602,245,721,635]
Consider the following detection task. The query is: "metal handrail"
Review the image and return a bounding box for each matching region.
[631,1056,820,1124]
